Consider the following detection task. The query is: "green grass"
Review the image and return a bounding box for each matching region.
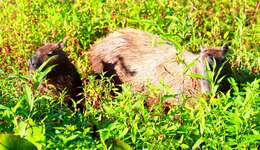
[0,0,259,149]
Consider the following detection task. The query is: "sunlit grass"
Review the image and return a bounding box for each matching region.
[0,0,259,149]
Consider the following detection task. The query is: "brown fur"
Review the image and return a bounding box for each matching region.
[29,42,83,110]
[89,28,228,97]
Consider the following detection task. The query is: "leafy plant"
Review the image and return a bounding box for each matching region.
[0,0,259,149]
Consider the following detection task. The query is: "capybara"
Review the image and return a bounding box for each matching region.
[29,42,83,110]
[88,28,228,96]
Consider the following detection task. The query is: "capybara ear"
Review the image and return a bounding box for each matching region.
[221,43,228,54]
[57,41,65,49]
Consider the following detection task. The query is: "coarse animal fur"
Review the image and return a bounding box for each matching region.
[29,42,83,110]
[88,28,229,96]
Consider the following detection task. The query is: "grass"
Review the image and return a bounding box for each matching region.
[0,0,259,149]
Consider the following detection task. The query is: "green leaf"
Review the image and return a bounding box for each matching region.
[25,85,33,112]
[192,137,205,150]
[119,128,129,139]
[14,119,45,150]
[112,139,133,150]
[63,135,79,143]
[189,72,205,79]
[11,99,22,114]
[0,134,37,150]
[180,143,190,149]
[0,105,10,111]
[223,31,229,39]
[32,55,57,89]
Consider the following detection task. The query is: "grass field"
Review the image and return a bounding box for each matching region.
[0,0,259,149]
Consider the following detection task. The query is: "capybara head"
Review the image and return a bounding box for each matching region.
[200,43,228,70]
[29,42,66,70]
[29,42,84,111]
[198,43,230,93]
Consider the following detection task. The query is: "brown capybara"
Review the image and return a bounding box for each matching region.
[88,28,229,97]
[29,42,84,110]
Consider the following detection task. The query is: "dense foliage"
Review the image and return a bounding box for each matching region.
[0,0,259,149]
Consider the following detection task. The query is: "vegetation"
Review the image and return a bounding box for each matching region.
[0,0,259,149]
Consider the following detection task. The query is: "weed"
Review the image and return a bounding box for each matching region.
[0,0,259,149]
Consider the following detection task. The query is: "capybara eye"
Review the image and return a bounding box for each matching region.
[47,51,54,56]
